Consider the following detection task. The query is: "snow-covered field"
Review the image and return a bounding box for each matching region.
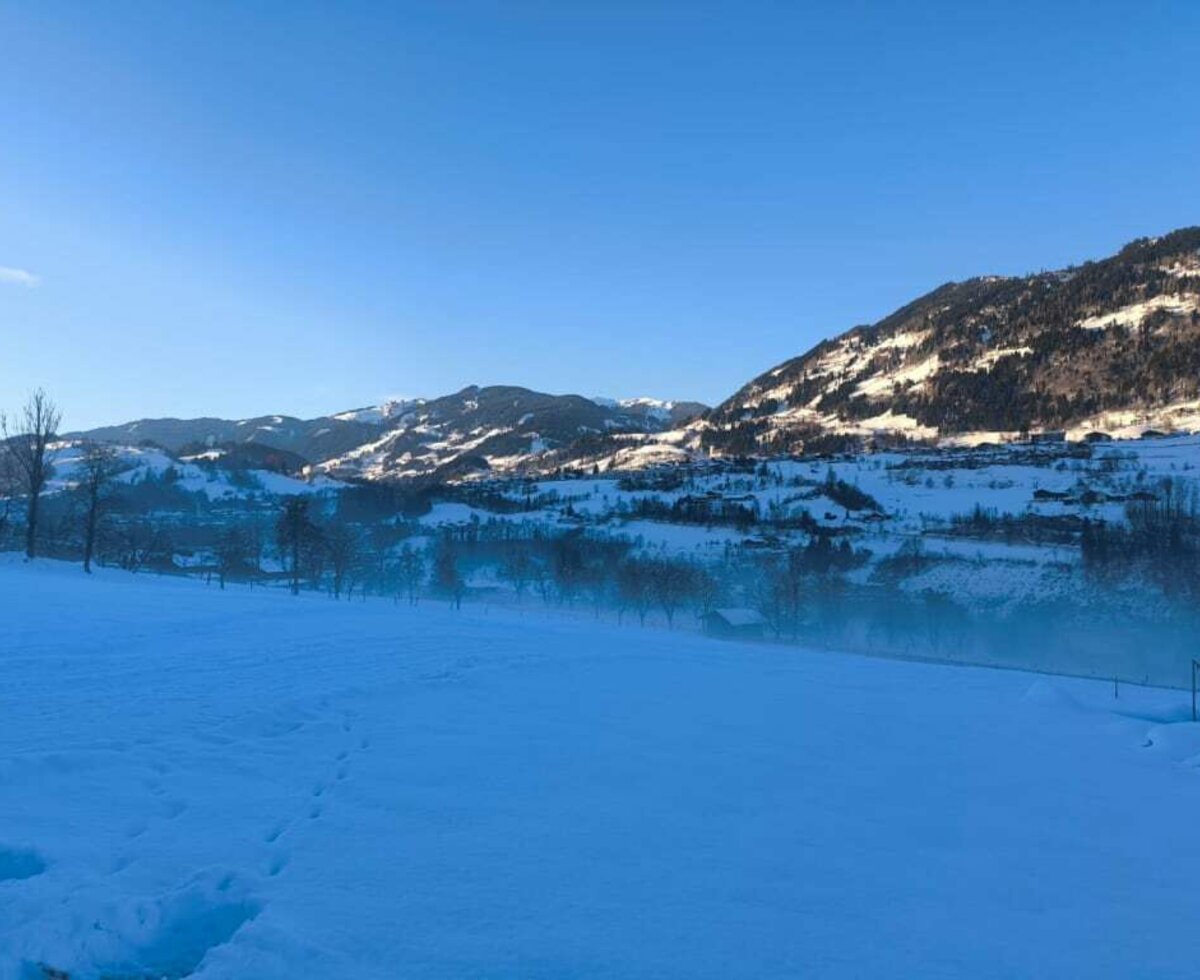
[4,559,1200,978]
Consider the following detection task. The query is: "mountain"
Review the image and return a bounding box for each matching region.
[70,415,381,463]
[315,386,705,482]
[73,386,709,484]
[590,397,709,428]
[700,227,1200,455]
[73,227,1200,477]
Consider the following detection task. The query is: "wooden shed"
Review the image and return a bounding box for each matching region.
[703,608,767,639]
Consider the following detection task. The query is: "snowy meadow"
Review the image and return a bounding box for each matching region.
[3,557,1200,978]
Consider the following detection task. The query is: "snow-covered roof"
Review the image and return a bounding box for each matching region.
[709,608,767,627]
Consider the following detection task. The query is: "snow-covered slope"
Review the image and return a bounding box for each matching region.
[64,226,1200,475]
[69,414,382,463]
[73,388,708,484]
[48,440,342,502]
[4,557,1200,978]
[704,227,1200,454]
[590,396,708,427]
[315,385,706,482]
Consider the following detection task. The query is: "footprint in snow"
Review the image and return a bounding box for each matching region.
[0,846,47,882]
[108,852,135,875]
[161,799,188,820]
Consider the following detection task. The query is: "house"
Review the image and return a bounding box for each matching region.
[1030,430,1067,444]
[703,608,767,639]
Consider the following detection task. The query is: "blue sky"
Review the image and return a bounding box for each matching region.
[1,1,1198,429]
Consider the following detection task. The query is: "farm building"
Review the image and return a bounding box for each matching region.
[702,608,767,639]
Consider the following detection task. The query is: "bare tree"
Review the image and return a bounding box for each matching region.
[617,557,654,626]
[215,526,252,590]
[395,543,425,605]
[78,441,121,573]
[115,520,170,573]
[648,557,696,629]
[0,445,19,544]
[499,547,534,602]
[432,536,465,609]
[549,533,585,605]
[326,520,361,599]
[2,389,62,558]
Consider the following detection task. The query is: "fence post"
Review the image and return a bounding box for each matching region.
[1193,660,1199,723]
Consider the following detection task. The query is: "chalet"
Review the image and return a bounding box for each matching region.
[703,608,767,639]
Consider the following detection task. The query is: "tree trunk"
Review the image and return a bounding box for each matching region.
[83,503,97,573]
[25,491,39,559]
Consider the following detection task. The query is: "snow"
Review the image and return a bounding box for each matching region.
[591,396,681,418]
[1067,400,1200,441]
[854,355,939,398]
[4,558,1200,977]
[251,469,343,497]
[1076,293,1199,330]
[619,518,746,555]
[1160,258,1200,279]
[331,399,421,424]
[46,444,341,501]
[851,408,937,438]
[873,329,927,352]
[418,501,521,526]
[602,440,692,470]
[971,345,1033,370]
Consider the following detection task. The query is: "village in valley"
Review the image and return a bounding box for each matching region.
[9,419,1196,690]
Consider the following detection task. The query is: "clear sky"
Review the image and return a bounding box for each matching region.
[1,1,1198,429]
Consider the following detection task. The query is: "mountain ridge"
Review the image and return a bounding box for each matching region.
[70,386,710,482]
[69,226,1200,478]
[699,226,1200,454]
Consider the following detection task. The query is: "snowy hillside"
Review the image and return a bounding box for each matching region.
[589,396,708,428]
[68,414,381,463]
[313,386,706,482]
[67,225,1200,485]
[47,441,343,503]
[73,387,708,485]
[703,227,1200,455]
[4,558,1200,978]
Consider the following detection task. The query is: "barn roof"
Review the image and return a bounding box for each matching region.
[709,608,767,627]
